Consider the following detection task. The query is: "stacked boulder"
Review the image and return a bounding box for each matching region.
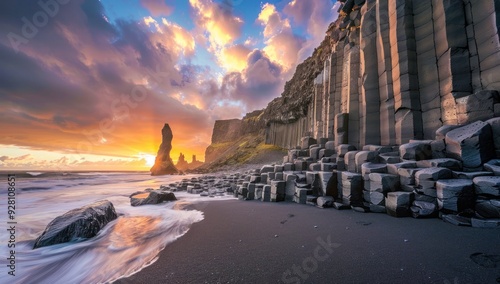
[414,167,453,215]
[472,176,500,227]
[155,175,239,197]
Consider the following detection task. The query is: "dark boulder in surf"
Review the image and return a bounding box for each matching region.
[130,190,177,206]
[33,200,117,249]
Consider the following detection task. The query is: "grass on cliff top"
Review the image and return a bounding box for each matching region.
[227,140,286,166]
[243,111,264,122]
[209,141,233,149]
[256,143,283,151]
[201,134,286,172]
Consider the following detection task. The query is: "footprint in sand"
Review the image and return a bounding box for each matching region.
[280,214,296,224]
[470,252,500,268]
[356,221,372,226]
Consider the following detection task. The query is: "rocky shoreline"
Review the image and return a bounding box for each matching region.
[148,118,500,229]
[37,115,499,250]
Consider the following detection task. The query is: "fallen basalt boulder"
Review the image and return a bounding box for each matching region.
[130,190,177,206]
[33,200,117,249]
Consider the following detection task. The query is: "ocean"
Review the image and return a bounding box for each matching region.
[0,171,234,284]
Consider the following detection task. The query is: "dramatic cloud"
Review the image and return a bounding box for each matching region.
[284,0,340,60]
[257,3,305,72]
[219,44,252,72]
[0,0,213,161]
[189,0,243,49]
[263,31,305,73]
[258,3,291,38]
[140,0,173,16]
[143,16,196,57]
[245,50,282,87]
[219,50,283,110]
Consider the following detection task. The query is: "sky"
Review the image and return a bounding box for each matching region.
[0,0,339,171]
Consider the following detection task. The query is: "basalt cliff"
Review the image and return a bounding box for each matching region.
[204,0,500,168]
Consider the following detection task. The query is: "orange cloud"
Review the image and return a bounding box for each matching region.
[257,3,291,38]
[0,0,213,170]
[0,155,151,171]
[143,16,195,57]
[219,44,252,72]
[189,0,243,48]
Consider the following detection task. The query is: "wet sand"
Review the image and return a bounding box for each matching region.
[117,200,500,284]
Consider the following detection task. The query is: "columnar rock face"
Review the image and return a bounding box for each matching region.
[265,117,310,149]
[150,123,178,176]
[360,1,381,146]
[376,0,396,146]
[262,0,500,150]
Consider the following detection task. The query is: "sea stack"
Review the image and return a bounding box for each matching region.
[150,123,178,175]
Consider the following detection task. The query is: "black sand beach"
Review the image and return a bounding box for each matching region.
[117,200,500,284]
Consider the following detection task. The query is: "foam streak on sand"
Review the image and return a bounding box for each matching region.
[0,172,231,284]
[14,206,204,284]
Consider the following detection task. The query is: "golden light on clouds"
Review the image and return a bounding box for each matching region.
[257,3,292,38]
[257,3,304,72]
[189,0,243,48]
[263,33,303,72]
[161,18,196,56]
[219,44,251,72]
[143,16,158,28]
[258,3,276,22]
[143,16,195,57]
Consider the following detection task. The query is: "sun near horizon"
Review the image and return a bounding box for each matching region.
[0,124,210,171]
[143,154,156,168]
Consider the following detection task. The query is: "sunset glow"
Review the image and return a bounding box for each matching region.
[142,154,157,168]
[0,0,339,171]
